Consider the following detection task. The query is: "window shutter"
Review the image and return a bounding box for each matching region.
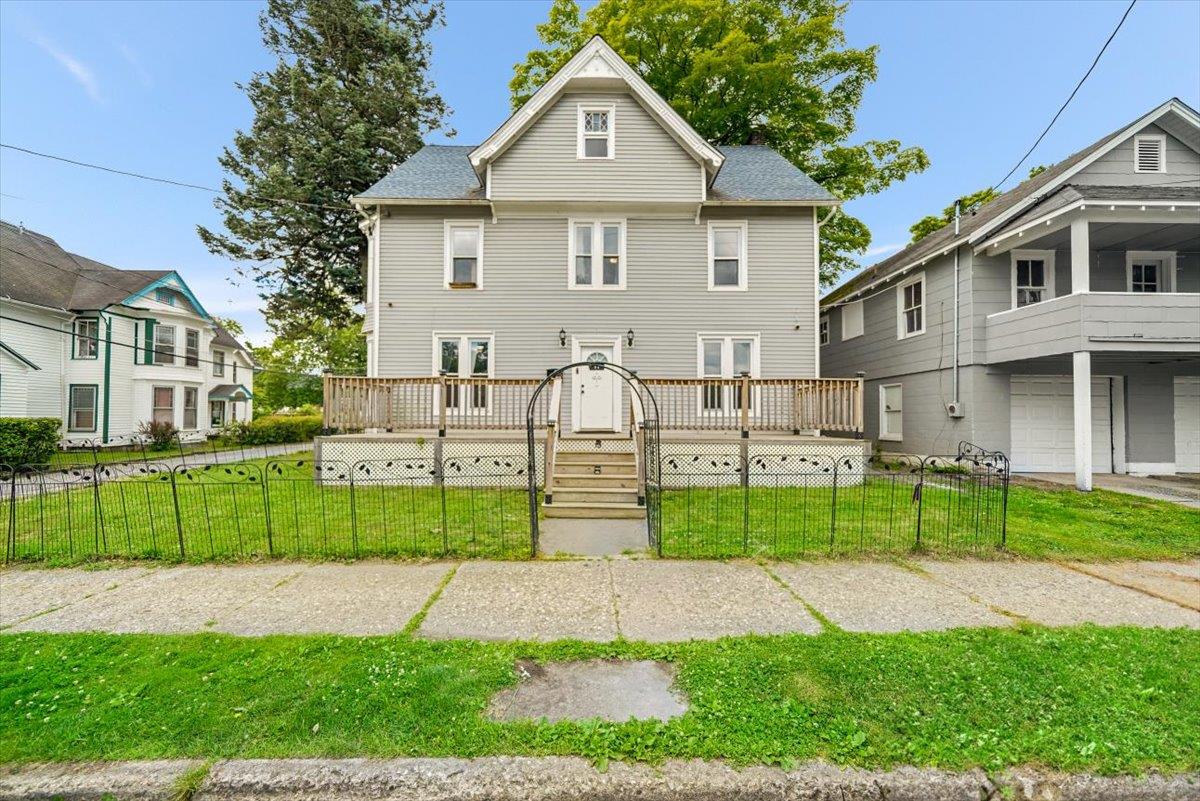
[143,319,156,364]
[1134,137,1164,173]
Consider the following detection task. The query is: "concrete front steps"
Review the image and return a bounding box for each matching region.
[545,442,646,519]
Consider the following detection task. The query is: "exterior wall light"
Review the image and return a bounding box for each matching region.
[558,328,567,348]
[626,328,635,348]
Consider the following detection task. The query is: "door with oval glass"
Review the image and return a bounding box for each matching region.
[572,340,620,432]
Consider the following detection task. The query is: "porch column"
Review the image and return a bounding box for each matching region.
[1073,351,1093,491]
[1070,218,1089,293]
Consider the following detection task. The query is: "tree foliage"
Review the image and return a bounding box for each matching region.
[908,166,1050,243]
[251,319,366,415]
[198,0,449,340]
[510,0,929,285]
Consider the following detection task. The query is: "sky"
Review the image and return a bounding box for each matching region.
[2,0,1198,346]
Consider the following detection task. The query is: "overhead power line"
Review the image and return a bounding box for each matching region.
[0,143,353,212]
[990,0,1137,192]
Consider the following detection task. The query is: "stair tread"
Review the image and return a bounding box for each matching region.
[544,501,644,509]
[551,486,637,493]
[553,472,639,479]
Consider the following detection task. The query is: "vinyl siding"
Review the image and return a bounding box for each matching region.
[489,92,702,202]
[1072,124,1200,187]
[0,301,68,420]
[373,207,817,390]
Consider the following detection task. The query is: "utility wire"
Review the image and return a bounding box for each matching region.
[0,143,353,212]
[990,0,1136,191]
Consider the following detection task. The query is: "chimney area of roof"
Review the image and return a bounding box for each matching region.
[747,129,767,146]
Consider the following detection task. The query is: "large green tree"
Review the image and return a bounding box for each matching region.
[511,0,929,285]
[251,320,366,416]
[199,0,449,341]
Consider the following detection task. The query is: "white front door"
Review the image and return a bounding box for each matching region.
[573,341,620,432]
[1174,377,1200,473]
[1010,375,1114,473]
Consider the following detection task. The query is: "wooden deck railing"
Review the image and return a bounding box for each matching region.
[323,374,862,436]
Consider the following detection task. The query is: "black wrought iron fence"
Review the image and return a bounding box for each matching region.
[649,442,1009,558]
[3,454,531,563]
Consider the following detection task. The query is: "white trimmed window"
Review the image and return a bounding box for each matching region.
[68,385,97,432]
[841,300,864,340]
[708,221,748,290]
[1133,134,1165,173]
[73,318,99,359]
[569,220,625,289]
[444,221,483,288]
[213,350,226,377]
[153,324,176,365]
[184,329,200,367]
[434,333,493,410]
[577,105,614,159]
[819,316,830,346]
[1127,251,1175,293]
[896,274,925,339]
[697,334,759,413]
[152,386,175,425]
[1011,250,1055,308]
[879,383,902,441]
[183,387,198,429]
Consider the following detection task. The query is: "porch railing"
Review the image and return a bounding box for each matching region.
[323,374,862,436]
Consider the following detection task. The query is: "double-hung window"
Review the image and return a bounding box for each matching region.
[153,324,176,365]
[152,386,175,426]
[73,318,99,359]
[212,350,226,377]
[819,316,830,346]
[896,274,925,339]
[183,387,198,429]
[698,334,758,414]
[570,220,624,288]
[209,399,226,427]
[68,385,97,432]
[444,221,483,288]
[578,105,614,159]
[184,329,200,367]
[1011,250,1054,308]
[436,334,492,411]
[708,221,748,290]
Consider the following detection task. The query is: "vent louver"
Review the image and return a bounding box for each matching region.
[1134,136,1165,173]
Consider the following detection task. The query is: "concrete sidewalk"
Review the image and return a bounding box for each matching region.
[2,557,1196,640]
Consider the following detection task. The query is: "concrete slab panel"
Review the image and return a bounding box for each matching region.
[611,560,819,642]
[488,659,687,722]
[418,561,617,641]
[772,562,1010,632]
[216,562,454,636]
[0,566,153,627]
[919,560,1200,628]
[538,519,649,557]
[12,564,303,633]
[1067,561,1200,611]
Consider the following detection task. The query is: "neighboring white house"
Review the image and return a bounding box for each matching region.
[0,220,255,445]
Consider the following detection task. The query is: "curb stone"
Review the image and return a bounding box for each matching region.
[3,758,1198,801]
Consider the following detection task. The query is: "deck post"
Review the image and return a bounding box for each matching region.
[437,371,448,438]
[739,371,751,439]
[1072,351,1093,491]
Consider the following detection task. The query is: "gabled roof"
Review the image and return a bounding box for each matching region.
[357,143,836,203]
[468,36,725,182]
[822,98,1200,306]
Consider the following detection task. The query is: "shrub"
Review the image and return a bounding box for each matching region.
[0,417,61,466]
[137,420,179,451]
[221,415,322,445]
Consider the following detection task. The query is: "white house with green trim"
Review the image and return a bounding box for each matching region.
[0,220,255,447]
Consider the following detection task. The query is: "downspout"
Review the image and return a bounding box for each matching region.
[101,314,112,443]
[952,202,961,405]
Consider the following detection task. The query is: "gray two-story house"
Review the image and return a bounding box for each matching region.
[326,36,864,518]
[820,99,1200,490]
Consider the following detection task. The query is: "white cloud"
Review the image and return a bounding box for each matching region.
[28,33,102,103]
[864,242,904,259]
[117,42,152,88]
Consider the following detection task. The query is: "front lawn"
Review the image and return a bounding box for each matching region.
[1,627,1196,774]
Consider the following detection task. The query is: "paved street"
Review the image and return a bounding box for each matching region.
[2,557,1196,640]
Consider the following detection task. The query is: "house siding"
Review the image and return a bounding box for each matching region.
[489,92,702,203]
[1072,124,1200,187]
[0,301,68,420]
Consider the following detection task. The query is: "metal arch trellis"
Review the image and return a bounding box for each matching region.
[524,361,662,556]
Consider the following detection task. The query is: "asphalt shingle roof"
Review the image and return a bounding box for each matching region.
[356,144,834,202]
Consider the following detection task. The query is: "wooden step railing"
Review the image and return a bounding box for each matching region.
[323,374,862,436]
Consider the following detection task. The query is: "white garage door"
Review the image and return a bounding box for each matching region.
[1010,376,1113,473]
[1175,377,1200,474]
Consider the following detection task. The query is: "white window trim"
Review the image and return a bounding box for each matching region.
[1133,133,1166,173]
[879,383,903,442]
[818,316,830,346]
[153,324,177,365]
[841,300,864,340]
[567,218,627,290]
[182,386,199,430]
[895,272,926,340]
[1010,249,1057,309]
[695,332,761,417]
[569,335,624,433]
[151,385,175,426]
[576,103,616,160]
[212,349,226,377]
[431,332,495,413]
[1125,250,1176,292]
[443,220,485,290]
[707,220,749,291]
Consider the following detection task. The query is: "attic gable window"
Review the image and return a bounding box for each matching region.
[578,105,614,159]
[1133,134,1165,173]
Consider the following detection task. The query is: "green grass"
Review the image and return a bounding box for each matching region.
[1,627,1197,773]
